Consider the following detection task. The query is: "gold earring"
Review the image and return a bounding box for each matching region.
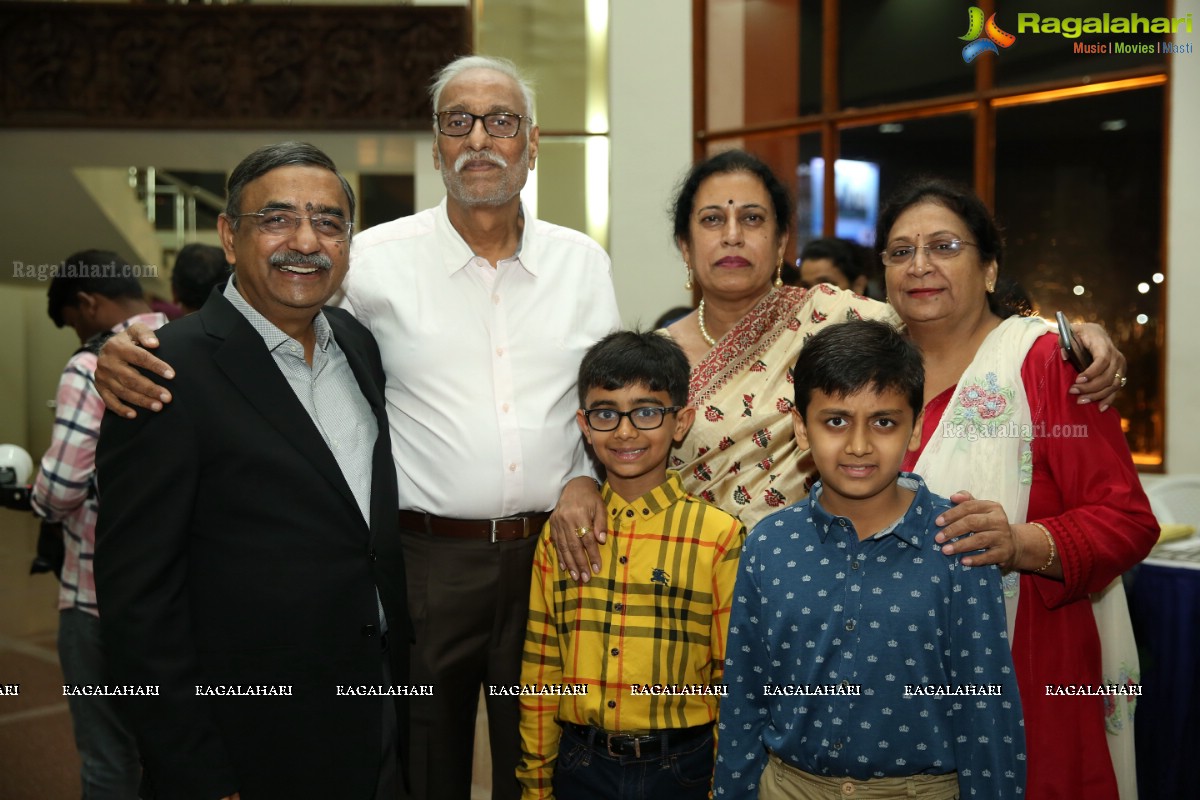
[774,261,784,288]
[986,281,995,293]
[684,264,693,291]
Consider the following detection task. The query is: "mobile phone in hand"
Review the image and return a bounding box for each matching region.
[1056,311,1093,372]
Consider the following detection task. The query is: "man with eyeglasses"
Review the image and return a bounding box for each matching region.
[94,141,410,800]
[338,55,620,800]
[95,56,619,800]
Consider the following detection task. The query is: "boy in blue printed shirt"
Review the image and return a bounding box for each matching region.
[714,320,1025,799]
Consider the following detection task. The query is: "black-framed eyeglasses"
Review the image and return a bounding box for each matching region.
[879,238,977,268]
[434,111,531,138]
[229,208,353,242]
[582,406,681,432]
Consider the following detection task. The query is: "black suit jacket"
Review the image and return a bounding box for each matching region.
[96,290,410,800]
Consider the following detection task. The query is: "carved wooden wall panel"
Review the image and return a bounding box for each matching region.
[0,3,470,129]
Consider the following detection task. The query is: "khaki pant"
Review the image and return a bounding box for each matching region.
[758,754,959,800]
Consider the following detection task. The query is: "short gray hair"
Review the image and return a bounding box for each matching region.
[224,141,356,229]
[429,55,536,132]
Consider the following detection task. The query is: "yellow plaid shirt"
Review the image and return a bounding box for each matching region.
[517,471,745,798]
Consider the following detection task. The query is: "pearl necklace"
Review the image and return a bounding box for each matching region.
[698,289,779,348]
[697,299,716,347]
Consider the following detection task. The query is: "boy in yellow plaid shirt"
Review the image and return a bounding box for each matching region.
[517,330,745,800]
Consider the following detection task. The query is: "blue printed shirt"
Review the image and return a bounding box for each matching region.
[714,474,1025,799]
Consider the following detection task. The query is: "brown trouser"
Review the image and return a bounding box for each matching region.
[400,524,539,800]
[758,754,959,800]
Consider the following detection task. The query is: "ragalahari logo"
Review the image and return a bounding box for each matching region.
[960,7,1017,62]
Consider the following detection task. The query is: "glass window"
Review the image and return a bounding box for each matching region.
[994,0,1167,88]
[995,87,1164,462]
[839,0,974,108]
[839,113,975,241]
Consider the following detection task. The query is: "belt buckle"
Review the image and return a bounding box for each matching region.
[490,515,527,544]
[606,734,640,758]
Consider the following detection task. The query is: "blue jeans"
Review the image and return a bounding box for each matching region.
[58,608,141,799]
[551,723,714,800]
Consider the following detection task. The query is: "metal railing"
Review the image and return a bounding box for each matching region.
[128,167,226,251]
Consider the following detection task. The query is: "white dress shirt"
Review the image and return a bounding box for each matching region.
[338,198,621,518]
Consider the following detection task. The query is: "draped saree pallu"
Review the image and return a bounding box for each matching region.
[669,285,897,530]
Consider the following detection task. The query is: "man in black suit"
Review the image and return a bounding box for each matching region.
[95,142,408,800]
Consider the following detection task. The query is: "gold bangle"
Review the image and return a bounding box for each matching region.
[1031,522,1056,573]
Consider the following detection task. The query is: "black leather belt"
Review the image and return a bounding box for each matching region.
[563,722,711,758]
[397,510,549,543]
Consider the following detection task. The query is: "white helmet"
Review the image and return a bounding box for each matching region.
[0,444,34,485]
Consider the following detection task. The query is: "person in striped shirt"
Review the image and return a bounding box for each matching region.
[517,330,746,800]
[33,250,168,797]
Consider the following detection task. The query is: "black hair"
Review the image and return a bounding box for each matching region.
[224,141,355,230]
[798,237,868,283]
[793,320,924,419]
[171,244,230,311]
[47,250,145,328]
[578,330,691,408]
[875,176,1030,319]
[670,149,793,247]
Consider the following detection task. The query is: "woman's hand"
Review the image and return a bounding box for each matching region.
[934,491,1023,570]
[935,491,1062,577]
[1068,322,1127,412]
[95,324,176,418]
[549,477,608,583]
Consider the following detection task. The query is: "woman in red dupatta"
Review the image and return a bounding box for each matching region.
[881,177,1157,799]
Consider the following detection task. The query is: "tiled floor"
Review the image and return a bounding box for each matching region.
[0,632,81,800]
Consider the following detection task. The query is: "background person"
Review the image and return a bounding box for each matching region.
[881,176,1158,800]
[33,249,165,799]
[790,236,876,298]
[170,242,231,315]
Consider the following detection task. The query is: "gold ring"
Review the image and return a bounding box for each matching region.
[575,526,591,538]
[1115,371,1127,388]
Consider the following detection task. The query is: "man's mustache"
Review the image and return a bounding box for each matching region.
[269,251,333,270]
[454,150,508,172]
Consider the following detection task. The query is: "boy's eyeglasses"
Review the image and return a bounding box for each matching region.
[582,406,681,432]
